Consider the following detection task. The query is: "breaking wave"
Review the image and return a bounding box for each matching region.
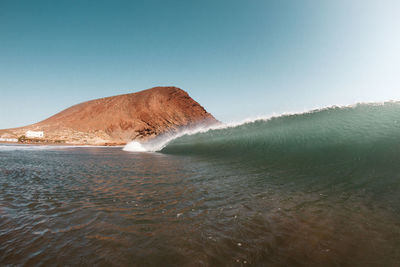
[123,102,400,158]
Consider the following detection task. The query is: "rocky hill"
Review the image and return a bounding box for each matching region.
[0,87,218,145]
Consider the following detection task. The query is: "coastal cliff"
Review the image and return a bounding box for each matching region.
[0,87,218,145]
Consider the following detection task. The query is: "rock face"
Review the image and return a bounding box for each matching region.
[0,87,218,145]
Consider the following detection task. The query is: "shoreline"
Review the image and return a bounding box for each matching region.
[0,141,126,147]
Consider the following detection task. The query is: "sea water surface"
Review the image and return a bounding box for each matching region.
[1,102,400,266]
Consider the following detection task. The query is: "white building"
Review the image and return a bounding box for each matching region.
[26,130,44,138]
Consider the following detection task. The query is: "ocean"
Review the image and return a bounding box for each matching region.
[1,102,400,266]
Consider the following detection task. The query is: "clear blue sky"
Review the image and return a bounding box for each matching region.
[1,0,399,128]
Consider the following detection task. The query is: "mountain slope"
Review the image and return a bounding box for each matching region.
[0,87,218,145]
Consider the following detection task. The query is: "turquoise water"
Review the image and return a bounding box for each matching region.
[1,102,400,266]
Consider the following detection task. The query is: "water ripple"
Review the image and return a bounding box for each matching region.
[1,147,400,265]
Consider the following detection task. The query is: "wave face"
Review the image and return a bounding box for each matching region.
[135,102,400,203]
[161,102,400,160]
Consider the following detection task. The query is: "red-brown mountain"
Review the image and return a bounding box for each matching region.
[0,87,218,145]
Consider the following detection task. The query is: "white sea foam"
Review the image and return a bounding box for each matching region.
[122,141,147,152]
